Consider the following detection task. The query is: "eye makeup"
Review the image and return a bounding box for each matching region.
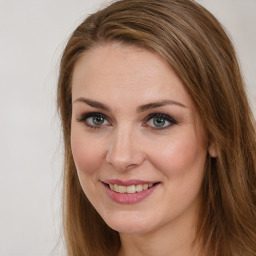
[76,112,110,129]
[76,111,178,131]
[144,113,178,130]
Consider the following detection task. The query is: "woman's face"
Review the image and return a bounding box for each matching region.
[71,43,207,235]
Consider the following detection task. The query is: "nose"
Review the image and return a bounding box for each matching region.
[106,126,145,171]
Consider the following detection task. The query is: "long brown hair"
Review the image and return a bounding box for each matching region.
[57,0,256,255]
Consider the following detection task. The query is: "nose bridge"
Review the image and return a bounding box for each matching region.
[106,124,144,170]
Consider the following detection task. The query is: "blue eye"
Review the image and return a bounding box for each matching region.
[77,112,110,128]
[146,113,177,129]
[152,117,167,127]
[89,116,106,126]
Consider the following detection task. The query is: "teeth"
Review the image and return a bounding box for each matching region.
[109,183,154,194]
[135,184,143,192]
[143,184,148,190]
[118,185,127,193]
[127,185,136,194]
[114,184,119,193]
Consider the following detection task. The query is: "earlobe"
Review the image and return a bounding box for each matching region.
[208,143,217,158]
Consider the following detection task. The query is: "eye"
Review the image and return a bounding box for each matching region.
[146,113,177,129]
[76,112,110,128]
[88,116,106,126]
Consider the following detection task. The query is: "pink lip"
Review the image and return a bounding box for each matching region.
[104,179,157,186]
[102,180,160,204]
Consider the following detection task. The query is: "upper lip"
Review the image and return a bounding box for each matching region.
[103,179,159,186]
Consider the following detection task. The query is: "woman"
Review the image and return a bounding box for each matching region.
[57,0,256,255]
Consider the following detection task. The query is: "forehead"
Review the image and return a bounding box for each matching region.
[71,43,192,108]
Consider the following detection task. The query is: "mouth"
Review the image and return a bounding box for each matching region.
[102,179,160,204]
[107,183,157,194]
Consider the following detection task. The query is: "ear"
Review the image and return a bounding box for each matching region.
[208,142,217,158]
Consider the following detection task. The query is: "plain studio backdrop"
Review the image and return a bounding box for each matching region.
[0,0,255,255]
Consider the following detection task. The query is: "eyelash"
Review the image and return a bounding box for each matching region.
[76,112,110,129]
[76,112,178,130]
[145,113,178,130]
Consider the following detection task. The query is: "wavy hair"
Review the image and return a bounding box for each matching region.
[57,0,256,255]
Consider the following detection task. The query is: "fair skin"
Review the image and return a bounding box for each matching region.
[71,43,208,256]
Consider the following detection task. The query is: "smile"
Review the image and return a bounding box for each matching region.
[109,183,154,194]
[103,180,160,204]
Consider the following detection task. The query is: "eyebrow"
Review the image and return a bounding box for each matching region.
[73,98,110,111]
[137,100,187,112]
[73,97,187,112]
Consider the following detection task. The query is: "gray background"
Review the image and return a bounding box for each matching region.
[0,0,255,255]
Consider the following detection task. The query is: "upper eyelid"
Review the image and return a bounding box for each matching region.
[77,112,108,120]
[145,112,177,122]
[78,111,115,124]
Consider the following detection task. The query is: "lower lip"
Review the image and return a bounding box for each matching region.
[104,183,159,204]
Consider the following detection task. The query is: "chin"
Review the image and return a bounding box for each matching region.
[102,211,155,234]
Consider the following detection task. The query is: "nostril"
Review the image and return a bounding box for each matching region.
[125,163,138,170]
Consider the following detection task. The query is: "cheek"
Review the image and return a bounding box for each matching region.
[149,133,206,176]
[71,129,105,176]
